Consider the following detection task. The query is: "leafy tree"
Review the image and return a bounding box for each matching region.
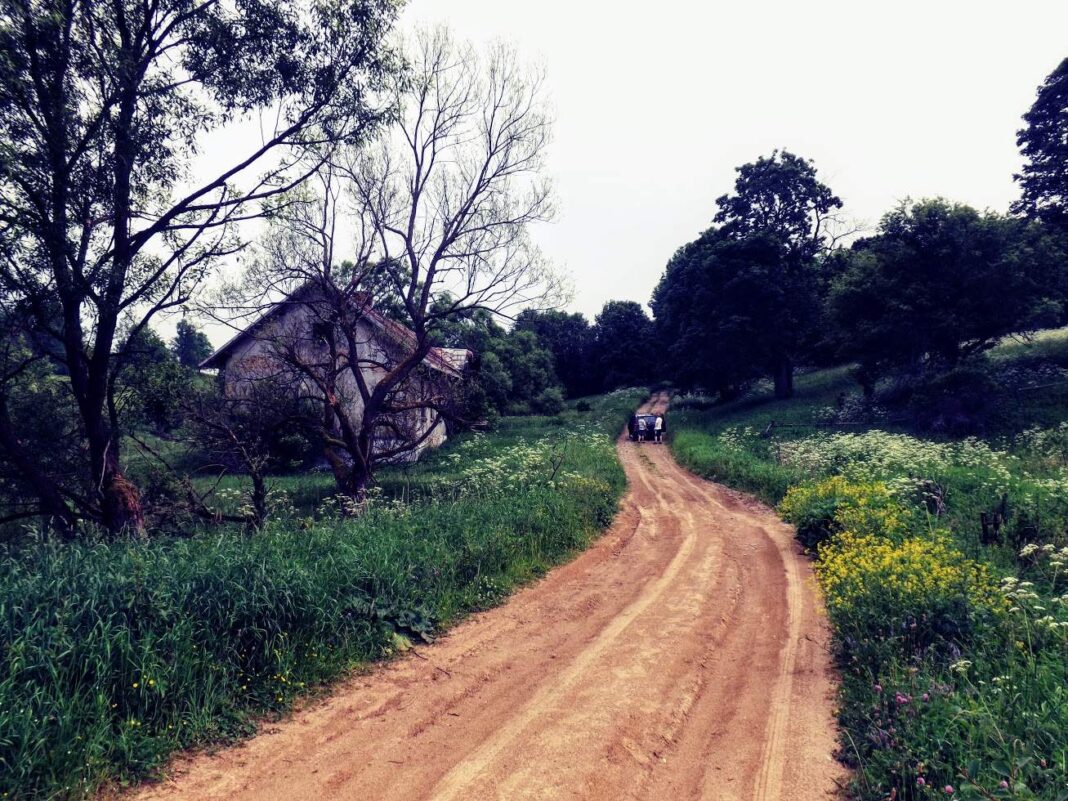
[1013,57,1068,231]
[172,320,214,369]
[443,313,564,417]
[590,301,655,391]
[230,30,561,498]
[0,0,398,532]
[514,309,596,398]
[714,149,844,262]
[118,329,191,433]
[829,199,1060,392]
[652,230,788,399]
[711,150,844,396]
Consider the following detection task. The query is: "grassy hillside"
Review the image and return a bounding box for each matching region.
[669,333,1068,801]
[0,389,643,801]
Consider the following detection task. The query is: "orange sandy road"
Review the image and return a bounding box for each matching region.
[130,394,844,801]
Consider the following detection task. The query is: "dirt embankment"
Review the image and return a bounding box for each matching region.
[129,394,844,801]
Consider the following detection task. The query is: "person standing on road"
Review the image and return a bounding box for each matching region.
[654,415,663,443]
[637,415,647,442]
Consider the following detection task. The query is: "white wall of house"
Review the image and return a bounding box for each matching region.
[218,304,448,462]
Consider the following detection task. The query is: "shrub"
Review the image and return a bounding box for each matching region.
[907,367,1001,436]
[816,532,1004,665]
[532,386,566,415]
[778,476,915,550]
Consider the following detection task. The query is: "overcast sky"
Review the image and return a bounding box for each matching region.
[396,0,1068,319]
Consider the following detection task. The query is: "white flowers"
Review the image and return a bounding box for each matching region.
[443,427,613,499]
[715,424,1068,505]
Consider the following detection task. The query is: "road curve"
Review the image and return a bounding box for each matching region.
[130,394,845,801]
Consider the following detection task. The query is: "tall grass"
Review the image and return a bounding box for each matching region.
[0,390,643,800]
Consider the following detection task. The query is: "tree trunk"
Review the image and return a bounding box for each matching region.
[94,439,144,534]
[773,357,794,399]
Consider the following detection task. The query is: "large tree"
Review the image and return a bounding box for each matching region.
[1013,57,1068,231]
[222,29,561,498]
[710,150,845,397]
[172,319,213,369]
[829,199,1059,391]
[0,0,397,532]
[514,309,596,398]
[651,229,786,399]
[590,301,655,391]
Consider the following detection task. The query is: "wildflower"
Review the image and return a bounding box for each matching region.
[1000,780,1009,789]
[916,777,925,786]
[944,786,954,795]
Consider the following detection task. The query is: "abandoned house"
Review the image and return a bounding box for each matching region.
[200,284,473,462]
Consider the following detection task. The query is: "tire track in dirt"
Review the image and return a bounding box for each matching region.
[125,393,844,801]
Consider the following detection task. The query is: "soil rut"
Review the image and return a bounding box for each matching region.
[132,394,844,800]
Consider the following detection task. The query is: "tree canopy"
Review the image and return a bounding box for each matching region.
[514,310,596,398]
[590,301,656,391]
[1013,57,1068,231]
[829,199,1061,388]
[172,320,214,369]
[713,149,844,262]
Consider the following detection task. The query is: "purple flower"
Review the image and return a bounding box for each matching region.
[944,786,954,795]
[916,777,926,786]
[874,684,883,693]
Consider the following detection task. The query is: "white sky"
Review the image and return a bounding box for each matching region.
[398,0,1068,319]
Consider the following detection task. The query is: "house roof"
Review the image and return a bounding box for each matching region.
[199,285,472,378]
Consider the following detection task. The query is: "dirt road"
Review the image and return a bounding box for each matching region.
[134,395,844,801]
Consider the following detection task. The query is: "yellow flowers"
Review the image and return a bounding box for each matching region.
[816,531,1002,619]
[779,476,915,549]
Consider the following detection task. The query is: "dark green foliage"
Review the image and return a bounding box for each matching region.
[652,229,806,400]
[119,329,194,433]
[514,309,597,398]
[171,320,214,369]
[829,200,1062,388]
[590,300,656,390]
[438,311,566,420]
[0,0,398,532]
[905,367,1001,436]
[0,390,642,800]
[653,150,842,400]
[1013,57,1068,232]
[185,381,322,474]
[713,149,843,263]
